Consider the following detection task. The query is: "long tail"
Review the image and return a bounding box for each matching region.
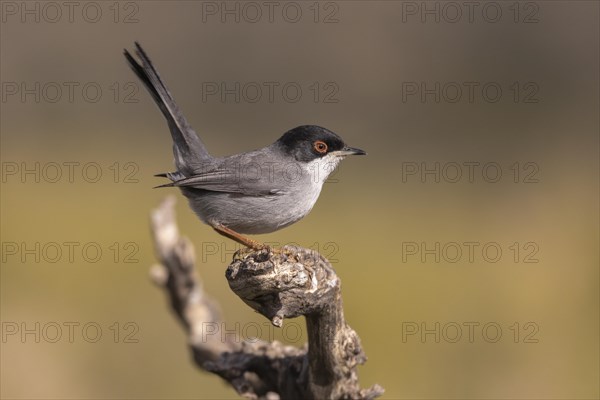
[124,42,211,174]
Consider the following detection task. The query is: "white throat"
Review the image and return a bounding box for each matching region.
[303,153,343,185]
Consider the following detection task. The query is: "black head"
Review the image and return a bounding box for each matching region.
[276,125,366,162]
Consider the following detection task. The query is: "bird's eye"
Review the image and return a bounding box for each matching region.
[313,140,328,154]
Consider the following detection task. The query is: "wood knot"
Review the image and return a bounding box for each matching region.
[226,245,339,326]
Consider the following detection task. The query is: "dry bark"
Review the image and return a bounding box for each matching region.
[150,196,383,399]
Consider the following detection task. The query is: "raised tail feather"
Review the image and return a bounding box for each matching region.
[124,42,211,175]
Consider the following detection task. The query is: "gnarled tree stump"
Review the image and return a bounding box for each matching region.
[150,196,383,400]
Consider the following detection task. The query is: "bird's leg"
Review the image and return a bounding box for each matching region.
[212,223,268,251]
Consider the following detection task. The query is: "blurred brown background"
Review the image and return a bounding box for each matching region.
[1,1,598,399]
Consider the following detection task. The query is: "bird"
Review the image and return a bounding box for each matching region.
[124,42,366,250]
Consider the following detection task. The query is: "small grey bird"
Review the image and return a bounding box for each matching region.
[124,42,365,249]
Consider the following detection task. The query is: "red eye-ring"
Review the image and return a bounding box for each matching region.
[314,140,328,154]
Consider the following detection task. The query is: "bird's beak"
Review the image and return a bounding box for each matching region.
[332,146,367,157]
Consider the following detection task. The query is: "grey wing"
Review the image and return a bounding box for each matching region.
[156,169,282,196]
[156,158,288,195]
[156,147,289,196]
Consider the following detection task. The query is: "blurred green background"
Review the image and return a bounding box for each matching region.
[1,1,598,399]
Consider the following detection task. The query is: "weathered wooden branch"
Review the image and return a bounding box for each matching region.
[150,196,383,399]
